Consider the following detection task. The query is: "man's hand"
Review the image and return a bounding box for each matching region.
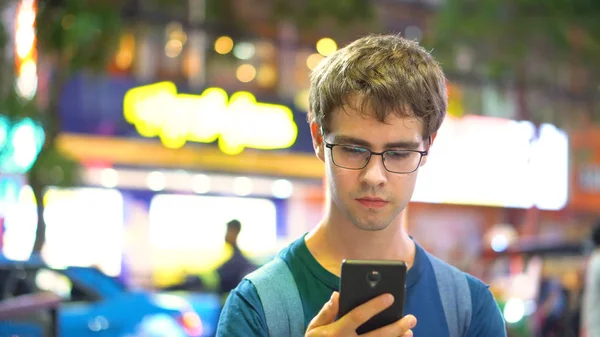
[306,292,417,337]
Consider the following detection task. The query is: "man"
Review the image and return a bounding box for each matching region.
[216,219,256,296]
[216,34,506,336]
[582,221,600,337]
[534,273,568,337]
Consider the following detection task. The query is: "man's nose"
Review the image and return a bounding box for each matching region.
[360,154,387,186]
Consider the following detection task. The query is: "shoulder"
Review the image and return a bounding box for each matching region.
[464,273,490,295]
[230,278,265,310]
[464,273,499,310]
[216,279,268,337]
[217,244,305,337]
[464,274,507,337]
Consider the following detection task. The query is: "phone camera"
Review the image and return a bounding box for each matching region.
[366,270,381,287]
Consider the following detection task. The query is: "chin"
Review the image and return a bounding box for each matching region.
[351,219,391,232]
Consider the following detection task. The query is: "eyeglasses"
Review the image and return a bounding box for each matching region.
[324,142,428,174]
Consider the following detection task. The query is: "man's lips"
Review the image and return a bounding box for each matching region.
[356,197,388,208]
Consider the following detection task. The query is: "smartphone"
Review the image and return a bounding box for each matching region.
[338,259,407,334]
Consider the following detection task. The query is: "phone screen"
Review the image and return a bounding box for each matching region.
[338,260,407,334]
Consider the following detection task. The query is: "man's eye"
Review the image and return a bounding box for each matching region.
[386,151,411,159]
[341,146,367,154]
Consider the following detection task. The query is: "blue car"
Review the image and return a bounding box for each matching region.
[0,255,205,337]
[162,291,222,336]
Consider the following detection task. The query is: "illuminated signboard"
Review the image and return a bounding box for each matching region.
[0,116,45,174]
[570,127,600,211]
[412,115,569,210]
[124,82,298,155]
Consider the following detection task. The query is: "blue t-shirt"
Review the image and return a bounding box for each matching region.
[216,235,506,336]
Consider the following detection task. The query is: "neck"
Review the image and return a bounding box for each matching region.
[305,205,415,276]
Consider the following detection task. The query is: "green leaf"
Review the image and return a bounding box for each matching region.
[431,0,600,76]
[36,0,123,73]
[29,144,79,187]
[0,89,43,123]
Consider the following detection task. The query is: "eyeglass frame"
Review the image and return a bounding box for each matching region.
[323,140,429,174]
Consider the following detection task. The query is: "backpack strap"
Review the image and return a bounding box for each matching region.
[427,252,472,337]
[245,257,305,337]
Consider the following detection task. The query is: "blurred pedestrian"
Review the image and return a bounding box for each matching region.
[534,273,567,337]
[216,219,256,296]
[581,220,600,337]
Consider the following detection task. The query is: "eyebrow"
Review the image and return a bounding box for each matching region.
[331,135,422,150]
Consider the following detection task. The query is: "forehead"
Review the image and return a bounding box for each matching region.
[328,104,425,145]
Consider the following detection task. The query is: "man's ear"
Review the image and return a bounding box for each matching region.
[310,121,325,162]
[429,132,437,148]
[420,132,437,167]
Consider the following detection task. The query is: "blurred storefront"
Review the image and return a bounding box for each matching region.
[1,65,328,286]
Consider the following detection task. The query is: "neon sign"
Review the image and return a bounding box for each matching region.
[0,116,45,174]
[123,82,298,155]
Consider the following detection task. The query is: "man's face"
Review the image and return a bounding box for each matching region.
[312,104,429,231]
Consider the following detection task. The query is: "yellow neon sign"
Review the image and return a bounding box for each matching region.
[123,82,298,155]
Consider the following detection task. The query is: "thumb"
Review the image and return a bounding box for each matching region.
[307,292,340,330]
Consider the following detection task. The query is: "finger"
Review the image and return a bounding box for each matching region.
[341,293,394,330]
[307,292,340,329]
[360,315,417,337]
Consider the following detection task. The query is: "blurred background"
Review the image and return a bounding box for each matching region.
[0,0,599,336]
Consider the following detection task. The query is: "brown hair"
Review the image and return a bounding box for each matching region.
[308,34,447,139]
